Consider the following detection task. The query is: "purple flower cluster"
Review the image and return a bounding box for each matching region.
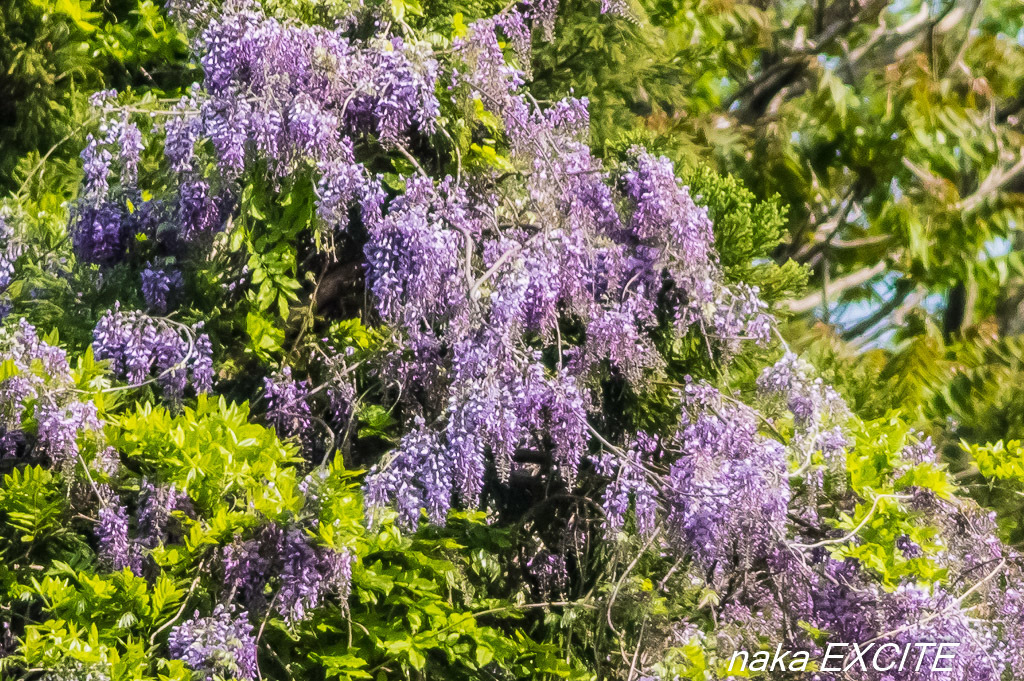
[93,306,213,401]
[81,133,113,201]
[0,320,102,466]
[361,13,778,529]
[758,351,851,511]
[277,528,353,622]
[365,420,447,527]
[222,525,353,622]
[262,366,313,443]
[73,0,783,540]
[73,96,149,264]
[871,584,1003,681]
[35,401,102,467]
[666,381,790,572]
[315,138,375,231]
[708,543,1015,681]
[72,203,131,265]
[168,604,258,681]
[527,551,568,598]
[363,177,467,330]
[758,352,848,428]
[134,1,441,250]
[141,265,185,313]
[138,480,192,547]
[197,6,438,154]
[600,434,659,537]
[57,3,1024,679]
[95,503,142,574]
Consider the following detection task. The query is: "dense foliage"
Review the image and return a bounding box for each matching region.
[1,0,189,193]
[531,0,1024,477]
[2,0,1024,680]
[536,0,1024,331]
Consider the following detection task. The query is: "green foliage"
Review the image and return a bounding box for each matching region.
[0,465,68,546]
[0,0,189,192]
[0,358,588,680]
[834,415,953,587]
[236,177,312,321]
[960,439,1024,543]
[111,397,306,518]
[682,165,806,304]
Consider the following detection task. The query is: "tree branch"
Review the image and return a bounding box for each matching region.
[958,153,1024,214]
[784,261,887,314]
[841,280,915,341]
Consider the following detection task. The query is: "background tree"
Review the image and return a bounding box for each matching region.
[532,0,1024,490]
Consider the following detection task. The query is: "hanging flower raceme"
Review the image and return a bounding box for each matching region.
[221,524,353,622]
[357,12,776,528]
[0,320,102,466]
[168,604,258,681]
[52,1,1024,678]
[92,305,213,401]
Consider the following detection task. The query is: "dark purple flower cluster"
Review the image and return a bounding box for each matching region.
[95,503,142,574]
[871,584,1003,681]
[93,305,213,400]
[363,177,467,330]
[223,536,273,610]
[527,550,568,599]
[222,524,353,622]
[141,265,185,313]
[73,94,150,265]
[276,528,353,622]
[262,366,313,443]
[198,5,438,155]
[35,401,102,467]
[138,480,193,547]
[315,138,375,231]
[168,604,258,681]
[176,178,225,244]
[72,203,131,265]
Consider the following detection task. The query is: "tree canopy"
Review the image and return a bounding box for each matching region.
[2,0,1024,680]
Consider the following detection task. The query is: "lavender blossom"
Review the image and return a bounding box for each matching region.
[72,203,129,264]
[168,604,258,681]
[222,525,354,621]
[141,265,185,313]
[262,366,312,443]
[93,305,212,400]
[96,504,142,574]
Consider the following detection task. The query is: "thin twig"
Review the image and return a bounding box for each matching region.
[793,493,911,549]
[149,560,206,646]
